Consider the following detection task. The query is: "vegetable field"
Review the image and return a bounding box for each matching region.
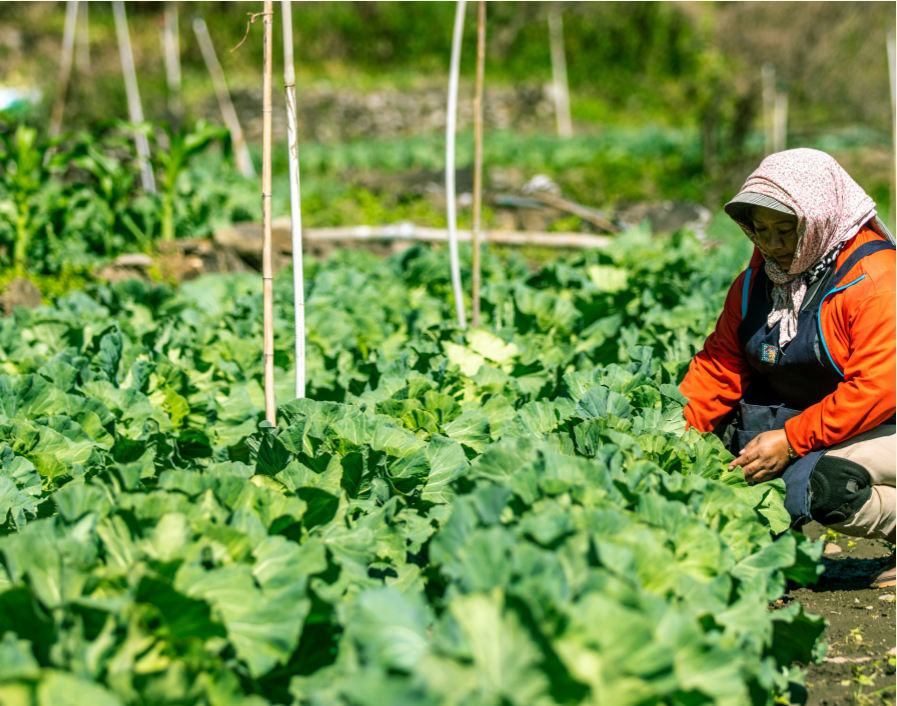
[0,224,830,705]
[7,1,895,702]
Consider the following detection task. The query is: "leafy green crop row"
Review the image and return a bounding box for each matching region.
[3,116,890,285]
[0,119,709,276]
[0,228,826,706]
[0,120,700,279]
[0,122,254,276]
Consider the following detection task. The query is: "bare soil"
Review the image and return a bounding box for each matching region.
[0,278,42,315]
[788,522,895,706]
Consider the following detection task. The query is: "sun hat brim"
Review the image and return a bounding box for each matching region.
[724,192,795,227]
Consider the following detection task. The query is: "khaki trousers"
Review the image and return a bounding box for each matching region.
[823,424,895,544]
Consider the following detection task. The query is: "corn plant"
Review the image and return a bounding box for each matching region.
[0,125,66,272]
[150,121,228,243]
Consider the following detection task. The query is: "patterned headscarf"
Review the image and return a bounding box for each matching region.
[727,149,877,346]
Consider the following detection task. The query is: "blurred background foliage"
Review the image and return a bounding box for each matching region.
[0,2,893,222]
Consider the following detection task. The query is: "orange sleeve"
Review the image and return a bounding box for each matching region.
[784,289,897,454]
[681,271,754,433]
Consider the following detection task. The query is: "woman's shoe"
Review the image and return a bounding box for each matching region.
[870,552,896,589]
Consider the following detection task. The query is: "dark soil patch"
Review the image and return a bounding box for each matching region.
[789,522,895,706]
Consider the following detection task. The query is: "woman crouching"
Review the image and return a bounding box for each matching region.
[681,149,896,588]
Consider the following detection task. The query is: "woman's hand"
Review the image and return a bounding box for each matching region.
[728,429,793,482]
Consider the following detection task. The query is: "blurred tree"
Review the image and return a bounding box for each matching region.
[709,2,893,134]
[0,1,890,209]
[3,1,888,137]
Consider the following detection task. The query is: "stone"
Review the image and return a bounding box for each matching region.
[615,200,713,240]
[113,253,154,268]
[823,543,842,555]
[0,278,42,316]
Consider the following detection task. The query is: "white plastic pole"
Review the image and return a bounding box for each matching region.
[548,4,572,139]
[282,0,306,400]
[112,0,155,193]
[762,63,775,156]
[446,0,468,329]
[888,33,896,110]
[75,0,89,72]
[48,0,78,141]
[163,3,182,121]
[193,16,256,178]
[773,89,788,154]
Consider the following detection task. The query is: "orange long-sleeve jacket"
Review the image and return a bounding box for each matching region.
[681,226,896,455]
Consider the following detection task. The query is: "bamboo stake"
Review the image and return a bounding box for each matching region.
[193,15,256,178]
[773,89,788,154]
[112,0,155,193]
[761,63,775,156]
[163,3,182,122]
[281,0,306,400]
[548,4,572,139]
[261,0,276,425]
[471,0,486,328]
[48,0,78,141]
[888,32,895,232]
[75,0,89,72]
[446,0,468,329]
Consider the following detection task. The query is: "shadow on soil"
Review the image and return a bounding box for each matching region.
[786,522,895,706]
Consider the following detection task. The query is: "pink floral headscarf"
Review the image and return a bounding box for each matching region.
[729,149,877,346]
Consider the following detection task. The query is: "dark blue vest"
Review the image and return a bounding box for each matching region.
[734,239,896,521]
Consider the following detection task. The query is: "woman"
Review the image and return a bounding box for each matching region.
[681,149,896,589]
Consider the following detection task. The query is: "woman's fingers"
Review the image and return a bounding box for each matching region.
[750,466,779,483]
[729,448,750,469]
[731,449,761,469]
[743,453,787,482]
[737,452,779,479]
[729,432,789,478]
[742,459,766,479]
[730,456,751,471]
[729,442,758,470]
[755,470,775,482]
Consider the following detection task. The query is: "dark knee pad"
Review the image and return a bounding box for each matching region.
[809,455,873,526]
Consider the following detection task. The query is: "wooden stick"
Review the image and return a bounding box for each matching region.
[262,0,275,425]
[75,0,89,72]
[548,4,572,139]
[446,0,468,329]
[526,192,619,233]
[471,0,486,328]
[48,0,78,141]
[762,63,775,156]
[773,89,788,154]
[112,0,155,193]
[215,221,614,251]
[193,15,256,178]
[163,3,182,122]
[296,226,613,249]
[281,0,306,400]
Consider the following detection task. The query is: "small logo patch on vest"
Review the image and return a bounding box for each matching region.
[761,344,781,364]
